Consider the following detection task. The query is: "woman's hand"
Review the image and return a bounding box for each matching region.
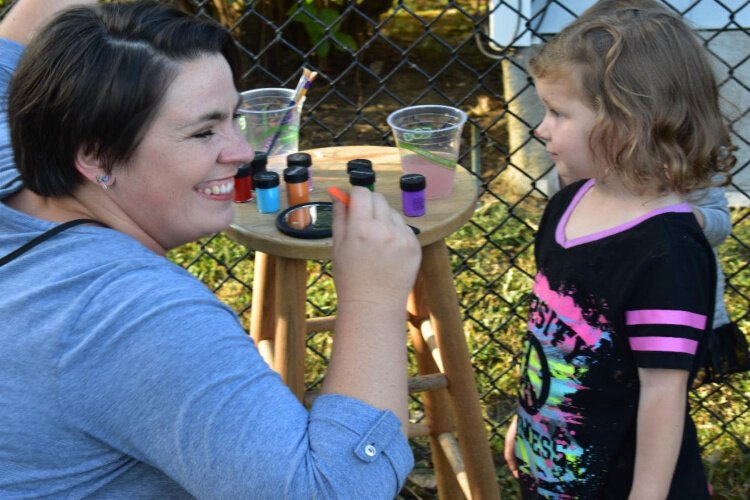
[331,186,421,311]
[504,414,520,479]
[323,187,421,429]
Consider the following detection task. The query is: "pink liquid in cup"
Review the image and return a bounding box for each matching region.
[400,152,456,199]
[387,105,467,200]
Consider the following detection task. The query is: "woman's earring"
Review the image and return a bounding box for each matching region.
[95,174,112,190]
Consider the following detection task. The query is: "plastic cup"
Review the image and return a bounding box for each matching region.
[239,88,300,164]
[387,105,467,199]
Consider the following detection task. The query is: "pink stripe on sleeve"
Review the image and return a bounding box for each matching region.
[625,309,706,329]
[629,336,699,355]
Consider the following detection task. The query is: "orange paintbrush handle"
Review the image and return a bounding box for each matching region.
[327,186,350,206]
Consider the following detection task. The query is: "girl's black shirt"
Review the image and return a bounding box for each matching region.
[516,179,712,499]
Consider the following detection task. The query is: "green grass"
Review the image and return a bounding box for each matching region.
[168,200,750,499]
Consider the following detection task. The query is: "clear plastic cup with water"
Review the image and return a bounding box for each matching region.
[239,88,300,164]
[387,105,467,199]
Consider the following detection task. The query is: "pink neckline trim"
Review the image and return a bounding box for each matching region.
[555,179,692,249]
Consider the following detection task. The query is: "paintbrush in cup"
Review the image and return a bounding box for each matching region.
[266,68,317,155]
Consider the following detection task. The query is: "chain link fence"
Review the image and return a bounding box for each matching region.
[173,0,750,497]
[0,0,739,496]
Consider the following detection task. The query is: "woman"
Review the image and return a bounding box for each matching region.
[0,1,420,497]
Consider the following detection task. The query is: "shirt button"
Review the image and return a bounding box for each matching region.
[364,444,377,457]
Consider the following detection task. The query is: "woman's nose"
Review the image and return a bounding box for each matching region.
[220,131,255,165]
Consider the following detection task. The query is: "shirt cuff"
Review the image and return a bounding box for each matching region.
[309,394,414,495]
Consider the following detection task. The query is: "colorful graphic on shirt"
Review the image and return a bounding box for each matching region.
[516,273,613,497]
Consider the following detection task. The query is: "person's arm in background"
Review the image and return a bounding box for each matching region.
[0,0,93,45]
[687,186,732,328]
[0,1,96,187]
[686,186,731,246]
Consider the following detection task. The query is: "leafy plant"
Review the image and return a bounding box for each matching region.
[287,0,358,61]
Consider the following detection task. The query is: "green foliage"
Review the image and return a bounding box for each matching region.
[287,0,358,61]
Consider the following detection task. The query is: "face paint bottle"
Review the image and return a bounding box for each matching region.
[284,166,310,207]
[346,158,373,174]
[349,169,376,192]
[253,171,280,214]
[250,151,268,191]
[284,166,311,229]
[400,173,426,217]
[233,163,253,203]
[286,152,313,192]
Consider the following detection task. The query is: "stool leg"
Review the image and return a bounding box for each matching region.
[418,240,500,500]
[274,257,308,402]
[408,289,466,499]
[250,252,277,369]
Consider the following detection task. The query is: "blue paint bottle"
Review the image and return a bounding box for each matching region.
[253,171,280,214]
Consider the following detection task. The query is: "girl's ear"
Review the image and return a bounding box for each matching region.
[75,147,114,189]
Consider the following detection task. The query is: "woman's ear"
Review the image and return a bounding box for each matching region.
[75,147,114,190]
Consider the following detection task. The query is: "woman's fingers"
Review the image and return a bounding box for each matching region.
[330,191,348,242]
[346,186,374,227]
[370,190,392,224]
[331,186,421,309]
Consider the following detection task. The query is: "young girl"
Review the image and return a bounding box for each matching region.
[504,1,734,498]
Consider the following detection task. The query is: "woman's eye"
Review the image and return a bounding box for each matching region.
[193,130,215,139]
[232,112,242,121]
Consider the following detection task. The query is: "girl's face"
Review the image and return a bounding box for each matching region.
[534,77,600,184]
[109,54,254,253]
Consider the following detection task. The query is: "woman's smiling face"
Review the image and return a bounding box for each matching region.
[109,53,254,252]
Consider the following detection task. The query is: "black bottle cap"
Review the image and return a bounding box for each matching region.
[346,158,373,173]
[235,164,251,178]
[251,151,268,175]
[400,173,426,192]
[349,169,376,187]
[286,152,312,168]
[283,166,309,183]
[253,171,279,189]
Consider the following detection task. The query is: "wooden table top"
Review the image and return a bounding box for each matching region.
[227,145,478,260]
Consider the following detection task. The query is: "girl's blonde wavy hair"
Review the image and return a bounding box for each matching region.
[529,0,734,194]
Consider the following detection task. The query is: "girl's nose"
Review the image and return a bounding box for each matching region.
[534,120,549,142]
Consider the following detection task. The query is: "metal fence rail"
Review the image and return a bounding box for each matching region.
[176,0,750,497]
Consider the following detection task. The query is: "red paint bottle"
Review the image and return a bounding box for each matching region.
[234,163,253,203]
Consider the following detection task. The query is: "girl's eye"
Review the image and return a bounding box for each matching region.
[232,112,242,121]
[549,108,560,118]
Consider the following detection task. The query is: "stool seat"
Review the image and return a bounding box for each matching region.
[229,145,477,260]
[227,146,500,499]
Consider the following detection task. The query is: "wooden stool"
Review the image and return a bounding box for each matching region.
[228,146,500,499]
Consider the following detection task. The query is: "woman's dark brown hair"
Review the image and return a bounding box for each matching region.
[8,0,240,197]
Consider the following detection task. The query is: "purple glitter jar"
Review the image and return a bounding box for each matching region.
[400,173,426,217]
